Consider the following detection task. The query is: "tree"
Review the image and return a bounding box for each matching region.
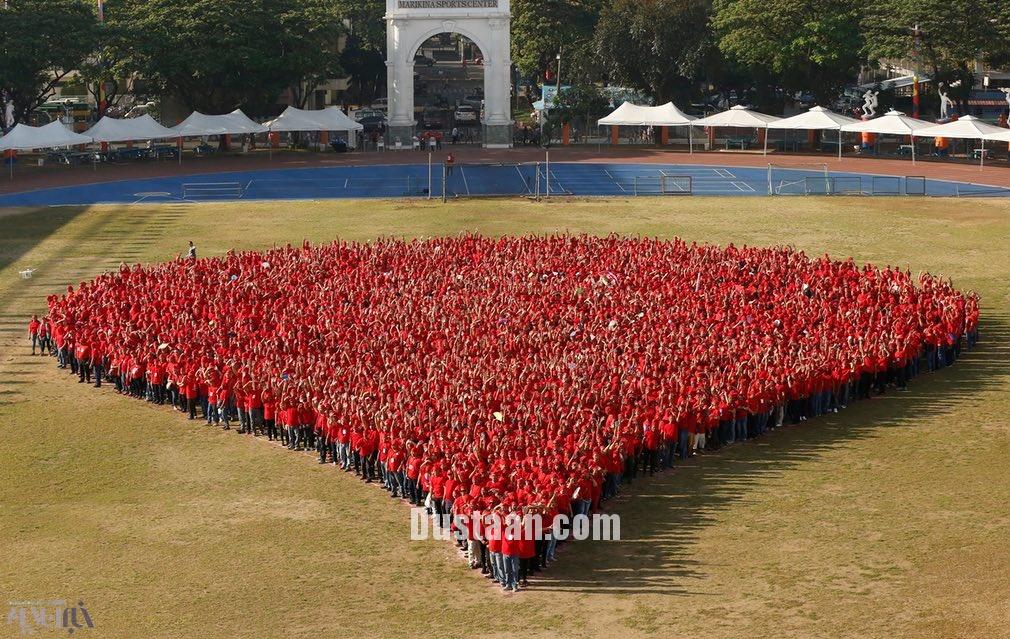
[862,0,1000,108]
[547,82,609,139]
[105,0,346,114]
[511,0,602,81]
[0,0,101,128]
[982,2,1010,71]
[713,0,865,105]
[77,16,141,115]
[335,0,386,106]
[594,0,712,104]
[277,0,348,108]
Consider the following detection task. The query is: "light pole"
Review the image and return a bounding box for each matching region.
[555,49,562,99]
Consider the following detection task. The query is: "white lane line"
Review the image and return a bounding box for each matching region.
[604,169,626,192]
[515,165,532,194]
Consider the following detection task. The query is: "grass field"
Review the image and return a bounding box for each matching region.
[1,197,1009,639]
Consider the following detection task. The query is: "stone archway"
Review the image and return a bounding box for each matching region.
[385,0,512,148]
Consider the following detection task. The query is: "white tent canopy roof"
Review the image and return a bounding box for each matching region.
[916,115,1008,139]
[0,120,92,151]
[839,110,934,135]
[265,106,363,132]
[85,114,178,143]
[171,109,268,137]
[691,105,780,128]
[597,101,696,126]
[983,128,1010,142]
[767,106,859,130]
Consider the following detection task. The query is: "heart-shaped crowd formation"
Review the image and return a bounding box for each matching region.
[41,235,977,573]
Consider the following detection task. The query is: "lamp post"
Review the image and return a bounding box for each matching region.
[910,24,922,119]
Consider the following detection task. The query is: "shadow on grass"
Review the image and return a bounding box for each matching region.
[0,205,188,404]
[0,206,89,274]
[534,313,1010,596]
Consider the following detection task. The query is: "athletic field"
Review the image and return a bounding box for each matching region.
[1,197,1008,638]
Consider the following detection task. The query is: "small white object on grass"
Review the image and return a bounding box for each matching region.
[19,268,36,279]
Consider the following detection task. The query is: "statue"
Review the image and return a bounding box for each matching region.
[939,83,953,120]
[861,89,879,118]
[3,100,12,129]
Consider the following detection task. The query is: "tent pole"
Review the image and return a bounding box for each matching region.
[838,128,842,161]
[911,135,916,165]
[981,138,985,170]
[762,127,768,155]
[689,126,693,154]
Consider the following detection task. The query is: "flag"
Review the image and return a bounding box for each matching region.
[912,76,920,120]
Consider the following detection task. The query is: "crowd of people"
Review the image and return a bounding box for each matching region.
[32,235,979,592]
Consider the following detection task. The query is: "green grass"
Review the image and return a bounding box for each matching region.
[0,197,1008,639]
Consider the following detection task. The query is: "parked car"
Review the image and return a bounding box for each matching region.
[421,109,445,130]
[358,113,386,133]
[353,108,383,122]
[462,95,483,108]
[454,104,478,123]
[414,53,436,67]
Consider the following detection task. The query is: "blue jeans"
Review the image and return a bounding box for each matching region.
[678,429,690,459]
[735,417,747,441]
[490,551,504,583]
[721,420,734,444]
[504,554,520,589]
[546,535,558,561]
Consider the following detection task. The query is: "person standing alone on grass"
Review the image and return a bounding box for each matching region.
[187,241,196,260]
[28,315,40,355]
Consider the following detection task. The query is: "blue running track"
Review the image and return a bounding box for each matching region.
[1,163,1008,207]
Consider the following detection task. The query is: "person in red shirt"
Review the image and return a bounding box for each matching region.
[28,315,41,355]
[75,340,91,384]
[246,382,263,437]
[262,388,277,441]
[37,235,979,592]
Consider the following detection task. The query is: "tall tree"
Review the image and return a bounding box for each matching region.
[105,0,345,114]
[336,0,386,105]
[713,0,865,105]
[547,82,609,136]
[0,0,101,128]
[511,0,602,82]
[862,0,999,106]
[594,0,711,103]
[278,0,348,108]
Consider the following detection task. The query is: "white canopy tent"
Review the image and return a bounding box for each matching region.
[0,120,93,179]
[840,110,934,163]
[983,128,1010,143]
[266,106,362,133]
[597,102,697,152]
[916,116,1008,168]
[85,114,178,143]
[171,109,268,137]
[265,106,363,149]
[691,105,781,155]
[0,120,92,151]
[767,106,860,159]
